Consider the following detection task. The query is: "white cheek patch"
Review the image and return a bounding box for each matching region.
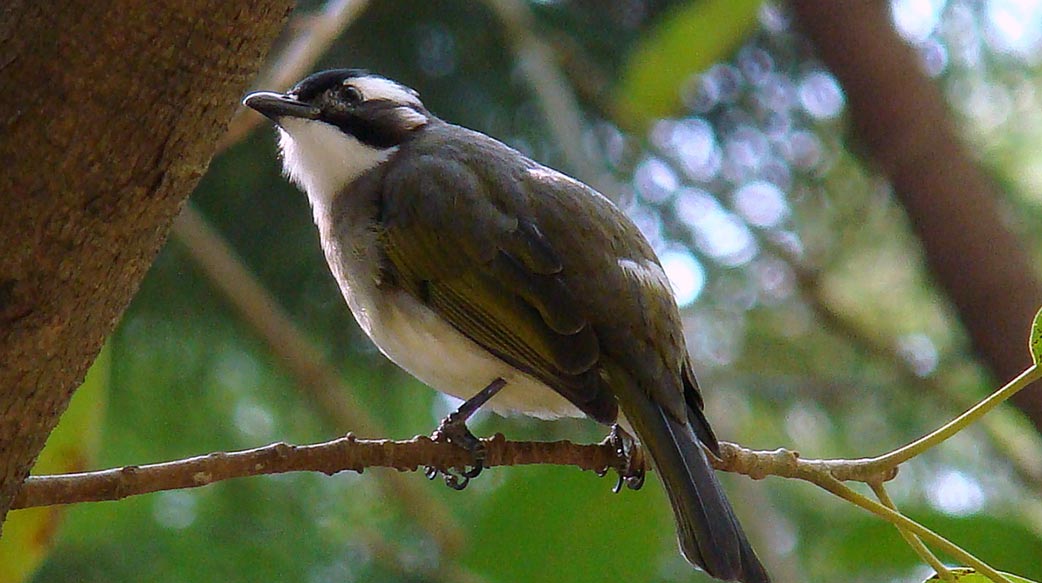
[351,77,422,108]
[277,118,397,223]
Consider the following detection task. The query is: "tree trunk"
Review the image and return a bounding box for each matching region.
[0,0,292,529]
[789,1,1042,429]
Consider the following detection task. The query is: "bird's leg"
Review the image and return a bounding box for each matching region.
[425,378,506,490]
[603,424,646,493]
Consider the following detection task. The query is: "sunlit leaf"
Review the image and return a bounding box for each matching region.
[0,345,108,583]
[925,566,1038,582]
[616,0,762,128]
[1029,306,1042,365]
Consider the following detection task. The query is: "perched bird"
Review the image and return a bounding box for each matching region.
[244,69,769,582]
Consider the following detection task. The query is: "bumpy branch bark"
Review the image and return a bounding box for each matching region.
[789,1,1042,428]
[0,0,292,528]
[14,435,627,508]
[14,435,901,510]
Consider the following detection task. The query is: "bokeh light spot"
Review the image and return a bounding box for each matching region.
[733,180,789,228]
[660,250,706,307]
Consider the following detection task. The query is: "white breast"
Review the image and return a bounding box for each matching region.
[368,289,585,419]
[278,118,397,224]
[279,117,585,419]
[316,213,583,420]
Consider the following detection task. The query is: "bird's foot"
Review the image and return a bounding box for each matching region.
[424,378,506,490]
[602,424,646,493]
[425,412,486,490]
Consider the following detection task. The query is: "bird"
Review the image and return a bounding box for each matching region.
[243,69,770,583]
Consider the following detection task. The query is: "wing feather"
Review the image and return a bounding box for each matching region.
[379,154,613,420]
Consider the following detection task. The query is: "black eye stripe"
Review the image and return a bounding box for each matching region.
[321,102,416,149]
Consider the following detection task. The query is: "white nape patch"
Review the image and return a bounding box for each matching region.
[618,258,672,295]
[526,166,584,189]
[277,118,397,224]
[394,107,430,130]
[350,76,423,108]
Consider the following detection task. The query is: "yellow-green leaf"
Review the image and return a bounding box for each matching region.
[1029,305,1042,365]
[925,567,1038,583]
[0,345,109,583]
[616,0,762,129]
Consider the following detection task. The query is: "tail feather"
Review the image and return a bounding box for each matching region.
[659,409,770,583]
[624,393,770,583]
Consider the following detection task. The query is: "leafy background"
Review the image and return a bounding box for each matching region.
[9,0,1042,581]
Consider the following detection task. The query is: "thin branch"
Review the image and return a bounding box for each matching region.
[774,232,1042,489]
[812,475,1011,583]
[14,434,624,509]
[864,365,1041,472]
[870,481,952,581]
[18,362,1032,583]
[12,433,951,511]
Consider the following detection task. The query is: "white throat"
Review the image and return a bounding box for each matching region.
[277,118,397,224]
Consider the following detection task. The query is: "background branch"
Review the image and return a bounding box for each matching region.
[216,0,370,153]
[174,0,465,558]
[789,0,1042,430]
[172,207,464,554]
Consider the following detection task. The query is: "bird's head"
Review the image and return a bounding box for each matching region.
[243,69,430,213]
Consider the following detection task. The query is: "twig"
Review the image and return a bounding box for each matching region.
[862,365,1040,473]
[813,476,1011,583]
[870,481,952,581]
[217,0,369,153]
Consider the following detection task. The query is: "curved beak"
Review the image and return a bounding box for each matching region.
[242,91,321,121]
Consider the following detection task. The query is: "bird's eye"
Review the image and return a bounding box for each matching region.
[339,84,363,105]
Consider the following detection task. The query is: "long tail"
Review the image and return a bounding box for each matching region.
[622,390,770,582]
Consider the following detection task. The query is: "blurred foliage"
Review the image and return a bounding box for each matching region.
[20,0,1042,582]
[617,0,762,128]
[1,347,107,583]
[932,568,1040,583]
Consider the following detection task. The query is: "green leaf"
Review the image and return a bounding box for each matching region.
[463,465,674,582]
[1029,306,1042,365]
[0,344,108,583]
[616,0,762,129]
[807,509,1042,580]
[925,567,1039,582]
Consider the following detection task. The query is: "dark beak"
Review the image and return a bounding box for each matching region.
[242,91,321,121]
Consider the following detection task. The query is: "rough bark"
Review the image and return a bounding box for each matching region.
[0,0,292,528]
[789,1,1042,429]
